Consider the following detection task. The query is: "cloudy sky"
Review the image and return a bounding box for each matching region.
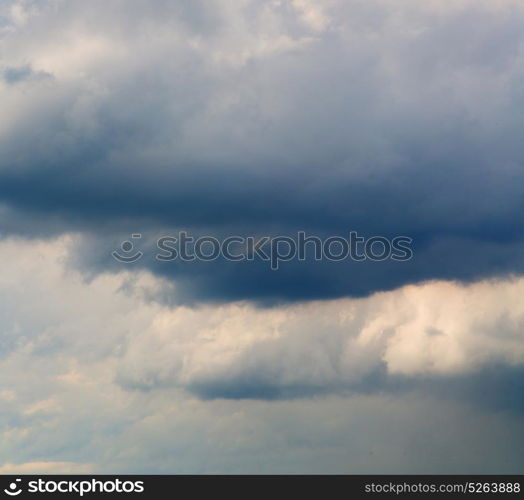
[0,0,523,473]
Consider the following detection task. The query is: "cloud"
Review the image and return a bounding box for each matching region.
[115,276,524,401]
[1,0,524,301]
[0,461,93,474]
[1,64,52,84]
[2,236,524,401]
[1,1,523,475]
[0,236,522,473]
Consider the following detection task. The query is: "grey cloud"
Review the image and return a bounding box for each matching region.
[2,1,524,475]
[1,1,524,302]
[2,64,51,84]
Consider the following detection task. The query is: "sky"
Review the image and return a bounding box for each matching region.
[0,0,523,473]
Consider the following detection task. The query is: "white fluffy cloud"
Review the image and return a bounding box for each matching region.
[115,271,524,393]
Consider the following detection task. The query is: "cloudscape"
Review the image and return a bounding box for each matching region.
[0,0,523,473]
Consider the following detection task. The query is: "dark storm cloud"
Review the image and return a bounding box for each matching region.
[2,0,524,303]
[183,366,390,401]
[181,365,524,416]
